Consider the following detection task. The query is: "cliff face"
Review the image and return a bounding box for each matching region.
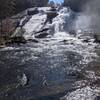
[63,0,90,12]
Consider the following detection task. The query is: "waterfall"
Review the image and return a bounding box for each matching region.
[21,7,74,39]
[52,7,73,33]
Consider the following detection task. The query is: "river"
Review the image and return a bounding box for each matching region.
[0,7,99,100]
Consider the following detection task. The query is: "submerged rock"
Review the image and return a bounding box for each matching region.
[35,28,50,34]
[11,27,25,37]
[7,27,27,44]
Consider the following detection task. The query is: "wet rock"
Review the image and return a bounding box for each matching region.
[35,32,48,38]
[12,27,25,37]
[19,16,32,27]
[46,9,58,23]
[63,40,68,43]
[18,73,28,87]
[8,36,27,44]
[27,38,39,43]
[7,27,27,44]
[42,76,48,86]
[94,33,100,43]
[82,39,90,43]
[35,28,50,34]
[27,7,39,15]
[48,7,57,12]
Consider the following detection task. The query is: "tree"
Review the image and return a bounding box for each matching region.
[15,0,31,13]
[0,0,15,36]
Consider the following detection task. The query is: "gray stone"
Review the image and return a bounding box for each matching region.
[46,10,58,23]
[27,8,39,15]
[35,32,48,38]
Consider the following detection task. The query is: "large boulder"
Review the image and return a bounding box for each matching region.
[19,16,32,27]
[26,37,39,43]
[34,28,50,38]
[0,37,7,45]
[17,73,28,87]
[11,27,25,37]
[8,27,26,44]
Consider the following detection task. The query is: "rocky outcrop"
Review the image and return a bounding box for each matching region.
[27,8,39,16]
[9,36,26,44]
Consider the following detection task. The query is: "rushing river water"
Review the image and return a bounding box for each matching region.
[0,7,99,100]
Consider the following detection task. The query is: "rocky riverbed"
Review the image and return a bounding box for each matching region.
[0,7,100,100]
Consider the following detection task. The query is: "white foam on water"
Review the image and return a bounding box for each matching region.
[45,31,97,65]
[60,86,97,100]
[0,47,19,51]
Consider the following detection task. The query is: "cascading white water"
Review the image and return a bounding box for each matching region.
[11,7,97,65]
[22,7,74,39]
[23,13,47,39]
[52,7,73,33]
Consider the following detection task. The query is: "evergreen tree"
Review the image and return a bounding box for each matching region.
[0,0,15,35]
